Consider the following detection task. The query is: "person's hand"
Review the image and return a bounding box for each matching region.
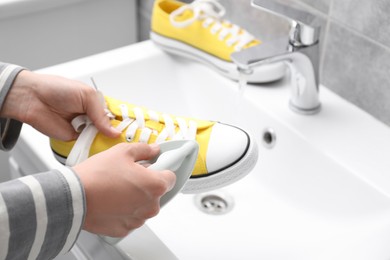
[0,70,120,140]
[73,142,176,237]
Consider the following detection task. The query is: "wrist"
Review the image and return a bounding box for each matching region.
[0,70,35,122]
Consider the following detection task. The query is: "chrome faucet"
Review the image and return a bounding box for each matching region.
[231,0,321,115]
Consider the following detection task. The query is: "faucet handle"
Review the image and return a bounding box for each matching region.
[251,0,320,46]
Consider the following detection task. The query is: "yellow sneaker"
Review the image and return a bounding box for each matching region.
[50,96,258,193]
[150,0,286,83]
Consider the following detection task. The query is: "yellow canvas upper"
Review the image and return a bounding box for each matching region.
[151,0,260,62]
[50,96,216,176]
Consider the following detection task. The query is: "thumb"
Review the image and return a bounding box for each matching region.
[128,144,176,192]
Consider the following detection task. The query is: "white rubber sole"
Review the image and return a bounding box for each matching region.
[52,132,258,194]
[150,32,286,83]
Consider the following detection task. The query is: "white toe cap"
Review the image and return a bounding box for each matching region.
[206,123,249,173]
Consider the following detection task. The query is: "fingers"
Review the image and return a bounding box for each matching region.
[121,143,177,194]
[122,143,176,193]
[31,113,79,141]
[76,142,177,237]
[84,89,121,138]
[120,143,161,162]
[158,170,176,193]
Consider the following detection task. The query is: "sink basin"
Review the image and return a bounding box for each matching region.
[12,40,390,259]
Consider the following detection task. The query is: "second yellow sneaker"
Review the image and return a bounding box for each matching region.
[151,0,286,83]
[50,96,258,194]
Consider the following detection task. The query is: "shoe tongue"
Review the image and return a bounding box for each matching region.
[199,2,222,19]
[105,96,131,117]
[174,9,195,22]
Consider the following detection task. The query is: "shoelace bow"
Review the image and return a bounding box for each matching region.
[66,103,197,166]
[169,0,256,51]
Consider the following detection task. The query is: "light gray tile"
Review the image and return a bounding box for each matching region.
[331,0,390,48]
[231,0,329,61]
[223,0,290,41]
[298,0,331,14]
[138,0,154,12]
[137,0,152,41]
[322,22,390,126]
[138,11,151,41]
[225,0,329,47]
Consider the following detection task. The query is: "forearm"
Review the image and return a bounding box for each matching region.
[0,167,85,260]
[0,62,26,151]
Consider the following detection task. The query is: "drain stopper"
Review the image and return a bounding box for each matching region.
[194,191,234,215]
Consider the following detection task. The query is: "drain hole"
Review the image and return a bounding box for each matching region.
[201,195,227,212]
[262,128,276,149]
[194,191,234,215]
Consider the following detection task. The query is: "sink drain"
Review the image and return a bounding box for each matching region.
[194,191,234,215]
[262,127,276,149]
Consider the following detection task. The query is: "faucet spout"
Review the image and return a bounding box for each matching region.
[231,0,322,115]
[231,38,321,114]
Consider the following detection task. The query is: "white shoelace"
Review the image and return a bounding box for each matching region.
[169,0,256,51]
[66,103,197,166]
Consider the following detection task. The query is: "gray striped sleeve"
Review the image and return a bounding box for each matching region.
[0,62,25,151]
[0,168,86,260]
[1,179,37,259]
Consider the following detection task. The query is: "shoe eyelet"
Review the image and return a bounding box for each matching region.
[126,136,133,142]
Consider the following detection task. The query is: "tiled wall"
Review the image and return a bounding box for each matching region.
[138,0,390,126]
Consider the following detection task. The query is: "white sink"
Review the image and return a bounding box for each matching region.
[13,41,390,260]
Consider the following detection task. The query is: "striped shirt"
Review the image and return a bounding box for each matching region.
[0,63,85,260]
